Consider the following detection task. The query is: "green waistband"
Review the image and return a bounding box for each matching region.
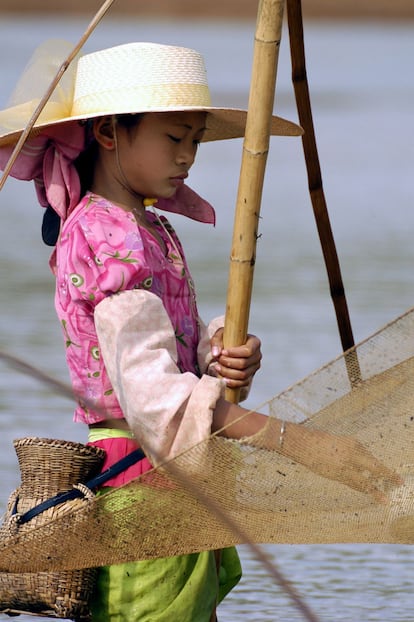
[88,427,136,442]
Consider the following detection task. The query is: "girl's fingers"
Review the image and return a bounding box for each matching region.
[215,361,260,382]
[217,351,262,371]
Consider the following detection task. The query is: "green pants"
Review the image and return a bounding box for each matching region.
[90,547,242,621]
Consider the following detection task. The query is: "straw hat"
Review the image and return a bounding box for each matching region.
[0,40,302,147]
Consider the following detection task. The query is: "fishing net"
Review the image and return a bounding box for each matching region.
[0,306,413,574]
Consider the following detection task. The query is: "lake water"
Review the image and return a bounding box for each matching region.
[0,13,413,622]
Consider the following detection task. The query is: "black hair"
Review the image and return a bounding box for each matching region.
[41,114,144,246]
[75,113,144,195]
[41,205,61,246]
[74,139,99,197]
[115,113,144,132]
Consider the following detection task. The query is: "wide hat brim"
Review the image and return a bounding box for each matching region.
[0,104,302,147]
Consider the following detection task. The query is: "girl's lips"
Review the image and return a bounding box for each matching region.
[169,176,186,187]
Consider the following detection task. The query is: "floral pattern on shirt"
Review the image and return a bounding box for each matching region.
[55,193,201,424]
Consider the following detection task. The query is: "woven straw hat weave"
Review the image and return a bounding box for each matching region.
[0,40,302,147]
[0,307,413,574]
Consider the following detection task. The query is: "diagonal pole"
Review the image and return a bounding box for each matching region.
[0,0,117,192]
[223,0,287,403]
[286,0,361,383]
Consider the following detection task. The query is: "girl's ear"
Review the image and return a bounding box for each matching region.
[93,116,115,150]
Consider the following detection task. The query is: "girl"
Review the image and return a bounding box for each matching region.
[0,40,400,621]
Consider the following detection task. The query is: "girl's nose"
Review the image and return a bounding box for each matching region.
[176,141,196,166]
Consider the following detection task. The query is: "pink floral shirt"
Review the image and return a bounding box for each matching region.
[55,193,201,424]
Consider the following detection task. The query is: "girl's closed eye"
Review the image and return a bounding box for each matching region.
[168,134,182,143]
[167,135,201,147]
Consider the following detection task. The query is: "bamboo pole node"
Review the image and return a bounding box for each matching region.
[224,0,286,403]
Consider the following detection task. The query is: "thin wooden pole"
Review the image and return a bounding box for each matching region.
[218,1,287,615]
[0,0,116,192]
[286,0,361,383]
[223,0,286,403]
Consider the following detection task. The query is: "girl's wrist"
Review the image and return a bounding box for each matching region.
[237,415,294,456]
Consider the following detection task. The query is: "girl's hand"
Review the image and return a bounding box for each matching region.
[210,328,262,388]
[285,423,403,503]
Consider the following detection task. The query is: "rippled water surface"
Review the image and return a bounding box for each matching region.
[0,14,413,621]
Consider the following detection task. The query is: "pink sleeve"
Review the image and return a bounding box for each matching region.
[55,202,155,422]
[94,290,225,467]
[60,202,151,307]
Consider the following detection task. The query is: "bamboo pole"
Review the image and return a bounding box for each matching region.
[286,0,361,383]
[223,0,286,403]
[218,2,287,616]
[0,0,116,192]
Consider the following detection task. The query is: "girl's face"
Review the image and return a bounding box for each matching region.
[114,111,207,201]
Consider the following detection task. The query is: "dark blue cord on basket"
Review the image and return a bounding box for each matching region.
[13,447,146,525]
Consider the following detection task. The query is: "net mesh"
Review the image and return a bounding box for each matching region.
[1,307,414,573]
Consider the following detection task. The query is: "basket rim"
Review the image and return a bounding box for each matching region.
[13,437,106,457]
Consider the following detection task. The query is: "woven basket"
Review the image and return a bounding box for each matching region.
[0,437,106,620]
